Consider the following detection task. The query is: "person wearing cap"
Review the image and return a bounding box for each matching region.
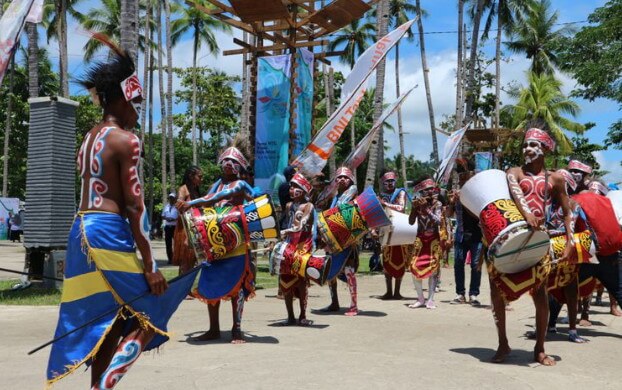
[161,192,178,265]
[378,171,412,300]
[490,128,575,366]
[278,172,317,325]
[408,177,443,309]
[321,167,360,315]
[178,146,255,344]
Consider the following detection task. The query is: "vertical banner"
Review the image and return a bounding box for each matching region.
[293,48,314,157]
[0,0,39,85]
[434,124,469,185]
[474,152,493,172]
[0,198,20,240]
[254,54,292,203]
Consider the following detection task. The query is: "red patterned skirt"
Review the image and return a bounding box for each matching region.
[410,232,441,280]
[383,244,413,278]
[487,257,551,303]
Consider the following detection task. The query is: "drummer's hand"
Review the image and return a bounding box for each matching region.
[145,270,168,296]
[413,197,427,208]
[176,200,191,213]
[525,213,542,229]
[559,242,578,264]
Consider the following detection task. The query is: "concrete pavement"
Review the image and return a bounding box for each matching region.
[1,241,622,389]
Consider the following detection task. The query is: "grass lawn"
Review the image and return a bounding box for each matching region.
[1,250,452,306]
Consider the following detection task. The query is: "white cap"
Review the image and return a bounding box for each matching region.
[168,192,177,198]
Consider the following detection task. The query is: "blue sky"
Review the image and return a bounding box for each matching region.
[26,0,621,183]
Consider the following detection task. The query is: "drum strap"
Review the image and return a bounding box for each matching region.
[544,170,551,225]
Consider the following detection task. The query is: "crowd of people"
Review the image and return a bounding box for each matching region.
[44,43,622,389]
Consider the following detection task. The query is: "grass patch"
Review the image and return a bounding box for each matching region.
[0,280,62,306]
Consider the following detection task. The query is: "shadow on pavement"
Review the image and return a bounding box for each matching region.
[309,308,387,317]
[182,331,279,345]
[266,320,329,329]
[369,294,418,301]
[450,347,562,367]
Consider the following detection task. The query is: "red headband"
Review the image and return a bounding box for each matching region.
[381,172,398,182]
[413,178,435,193]
[588,181,608,195]
[218,147,250,170]
[291,173,312,194]
[335,167,355,183]
[525,128,556,151]
[568,160,592,174]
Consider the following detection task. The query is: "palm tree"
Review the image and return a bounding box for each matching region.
[365,0,390,187]
[2,56,15,197]
[463,0,486,123]
[414,0,438,165]
[502,71,584,154]
[328,16,375,175]
[42,0,75,96]
[455,0,465,127]
[155,1,167,203]
[171,0,231,165]
[505,0,570,76]
[120,0,139,59]
[389,0,416,183]
[139,0,152,185]
[164,0,175,189]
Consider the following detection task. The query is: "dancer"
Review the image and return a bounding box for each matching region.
[489,128,574,366]
[178,145,255,343]
[322,167,360,315]
[408,177,443,309]
[278,173,317,325]
[174,166,203,275]
[379,171,411,300]
[47,44,194,389]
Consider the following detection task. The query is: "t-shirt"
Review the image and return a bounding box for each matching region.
[161,204,178,227]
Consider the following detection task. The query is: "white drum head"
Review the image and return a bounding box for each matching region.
[380,209,418,246]
[491,228,549,274]
[460,169,511,216]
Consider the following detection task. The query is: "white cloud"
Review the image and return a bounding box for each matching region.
[593,151,622,184]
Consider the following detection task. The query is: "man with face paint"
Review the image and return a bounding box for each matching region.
[378,171,412,300]
[46,42,200,388]
[567,159,592,191]
[321,167,360,315]
[490,128,575,366]
[278,173,317,325]
[178,146,255,344]
[408,177,444,309]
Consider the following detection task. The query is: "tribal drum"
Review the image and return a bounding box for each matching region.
[460,169,550,274]
[317,187,391,253]
[182,195,279,262]
[549,231,596,264]
[379,209,419,246]
[275,242,332,286]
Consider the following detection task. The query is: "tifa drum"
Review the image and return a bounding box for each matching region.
[182,195,279,262]
[549,231,597,265]
[379,209,418,246]
[607,190,622,226]
[317,187,391,253]
[271,241,332,286]
[460,169,550,274]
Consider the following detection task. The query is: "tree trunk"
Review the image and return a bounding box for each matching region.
[57,0,68,97]
[2,56,15,197]
[364,0,389,188]
[416,0,439,165]
[455,0,464,127]
[326,65,336,175]
[147,47,155,223]
[139,0,151,185]
[395,42,407,185]
[494,0,504,130]
[464,0,485,122]
[165,0,175,188]
[27,23,39,98]
[191,31,198,165]
[120,0,139,61]
[156,3,167,204]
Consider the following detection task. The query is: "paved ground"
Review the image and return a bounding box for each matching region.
[1,241,622,389]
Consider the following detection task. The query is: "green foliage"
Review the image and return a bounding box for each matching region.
[556,0,622,152]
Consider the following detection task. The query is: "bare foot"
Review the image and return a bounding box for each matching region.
[578,319,592,327]
[380,292,393,300]
[194,329,221,341]
[298,318,314,326]
[610,307,622,317]
[344,308,359,316]
[319,304,340,312]
[535,351,556,366]
[278,318,297,326]
[491,345,511,363]
[231,328,246,344]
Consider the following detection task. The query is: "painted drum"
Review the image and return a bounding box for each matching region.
[379,209,418,246]
[460,169,550,274]
[275,241,332,286]
[182,195,279,262]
